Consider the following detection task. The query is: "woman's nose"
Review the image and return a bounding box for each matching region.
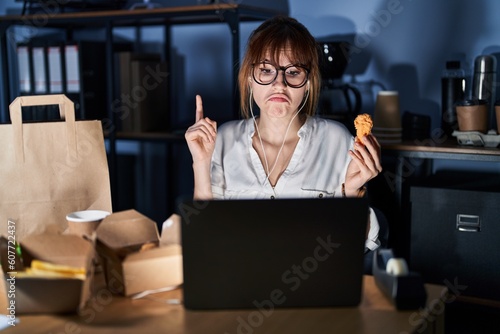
[272,70,287,87]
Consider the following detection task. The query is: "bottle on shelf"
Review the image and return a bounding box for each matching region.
[441,60,466,136]
[472,55,497,132]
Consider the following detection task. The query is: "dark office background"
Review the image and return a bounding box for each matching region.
[1,0,500,224]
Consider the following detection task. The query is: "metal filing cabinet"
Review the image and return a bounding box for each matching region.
[409,184,500,301]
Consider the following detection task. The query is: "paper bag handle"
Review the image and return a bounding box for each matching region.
[9,94,77,163]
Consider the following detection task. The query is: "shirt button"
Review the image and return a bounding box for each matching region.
[319,193,323,198]
[270,195,275,200]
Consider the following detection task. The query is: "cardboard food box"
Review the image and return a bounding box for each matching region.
[0,233,94,315]
[95,209,183,296]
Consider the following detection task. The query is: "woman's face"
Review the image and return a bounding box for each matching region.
[250,51,308,120]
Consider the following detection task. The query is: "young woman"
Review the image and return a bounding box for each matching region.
[185,16,382,251]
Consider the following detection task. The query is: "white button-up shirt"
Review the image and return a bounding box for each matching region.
[211,116,380,250]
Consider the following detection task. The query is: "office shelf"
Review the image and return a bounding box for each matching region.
[0,4,281,211]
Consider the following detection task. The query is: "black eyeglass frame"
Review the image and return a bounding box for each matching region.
[251,62,310,88]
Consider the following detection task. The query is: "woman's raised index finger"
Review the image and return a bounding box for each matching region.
[195,95,203,122]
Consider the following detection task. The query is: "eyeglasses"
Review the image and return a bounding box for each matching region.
[252,62,310,88]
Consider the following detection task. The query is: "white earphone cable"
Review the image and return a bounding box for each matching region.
[249,86,310,193]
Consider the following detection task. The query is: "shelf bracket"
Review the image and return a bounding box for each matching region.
[220,8,241,119]
[0,25,11,123]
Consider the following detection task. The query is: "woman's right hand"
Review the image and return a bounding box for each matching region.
[185,95,217,163]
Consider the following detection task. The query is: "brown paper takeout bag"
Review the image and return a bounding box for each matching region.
[0,94,112,241]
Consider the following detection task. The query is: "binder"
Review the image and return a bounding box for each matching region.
[130,58,168,132]
[67,40,131,121]
[116,51,134,132]
[32,46,47,94]
[47,45,63,93]
[64,44,81,93]
[15,39,131,121]
[16,45,31,93]
[16,43,50,120]
[63,43,85,119]
[116,52,168,132]
[115,51,167,132]
[77,41,108,120]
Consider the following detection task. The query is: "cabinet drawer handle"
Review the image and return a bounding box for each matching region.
[456,214,481,232]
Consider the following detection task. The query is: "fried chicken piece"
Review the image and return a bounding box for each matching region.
[354,113,373,144]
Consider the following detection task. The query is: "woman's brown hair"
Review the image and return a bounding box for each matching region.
[238,16,321,119]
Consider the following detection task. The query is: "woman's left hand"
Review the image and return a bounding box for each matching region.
[344,134,382,196]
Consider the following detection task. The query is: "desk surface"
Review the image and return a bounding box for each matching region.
[3,276,445,334]
[382,140,500,161]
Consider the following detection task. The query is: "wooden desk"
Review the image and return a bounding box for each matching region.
[382,139,500,161]
[381,139,500,204]
[377,140,500,258]
[3,276,445,334]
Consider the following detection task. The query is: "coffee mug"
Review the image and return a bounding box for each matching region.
[374,91,401,129]
[456,99,488,133]
[66,210,110,238]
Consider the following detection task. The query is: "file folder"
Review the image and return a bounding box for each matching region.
[64,44,80,93]
[32,46,47,94]
[48,45,63,93]
[17,45,31,93]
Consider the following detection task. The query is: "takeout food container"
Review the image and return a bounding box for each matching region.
[0,233,94,315]
[95,209,183,296]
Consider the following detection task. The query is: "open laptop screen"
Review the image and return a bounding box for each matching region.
[180,197,369,310]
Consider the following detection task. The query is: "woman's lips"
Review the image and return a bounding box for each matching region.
[268,95,288,103]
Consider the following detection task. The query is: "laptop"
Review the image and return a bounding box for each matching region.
[179,197,369,310]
